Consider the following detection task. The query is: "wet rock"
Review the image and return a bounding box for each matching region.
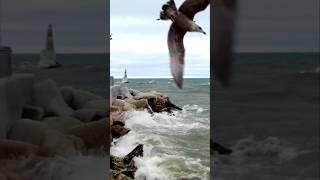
[110,105,121,113]
[128,89,141,96]
[124,99,149,111]
[111,121,130,139]
[41,130,84,157]
[110,112,127,126]
[211,141,232,155]
[83,99,107,113]
[0,74,34,138]
[110,86,133,103]
[146,93,181,113]
[112,99,135,112]
[60,86,103,110]
[111,170,129,180]
[72,108,107,122]
[7,119,49,146]
[0,139,40,159]
[59,86,73,106]
[123,144,143,164]
[66,119,108,148]
[33,80,74,117]
[44,116,84,132]
[21,105,44,121]
[111,144,143,179]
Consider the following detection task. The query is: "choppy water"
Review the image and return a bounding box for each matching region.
[212,53,320,180]
[111,79,210,179]
[12,54,210,179]
[12,53,320,179]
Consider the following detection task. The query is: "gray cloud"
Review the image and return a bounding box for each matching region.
[1,0,318,53]
[235,0,319,52]
[1,0,107,53]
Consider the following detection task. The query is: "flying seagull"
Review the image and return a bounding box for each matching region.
[158,0,210,88]
[212,0,237,86]
[159,0,237,87]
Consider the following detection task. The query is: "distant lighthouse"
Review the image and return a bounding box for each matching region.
[121,69,129,83]
[39,24,61,68]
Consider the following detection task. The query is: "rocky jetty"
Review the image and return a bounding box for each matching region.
[0,67,109,179]
[109,85,182,179]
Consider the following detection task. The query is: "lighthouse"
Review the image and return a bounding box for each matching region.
[39,24,61,68]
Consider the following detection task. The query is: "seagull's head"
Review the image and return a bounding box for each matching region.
[195,25,206,35]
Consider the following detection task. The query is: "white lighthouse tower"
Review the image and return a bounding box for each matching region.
[38,24,61,68]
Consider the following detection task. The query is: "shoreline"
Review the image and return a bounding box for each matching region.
[0,72,109,179]
[109,84,183,179]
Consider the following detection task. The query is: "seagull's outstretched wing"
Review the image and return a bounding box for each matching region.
[168,24,186,88]
[178,0,210,20]
[213,0,237,86]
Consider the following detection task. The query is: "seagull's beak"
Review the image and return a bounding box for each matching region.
[202,31,207,35]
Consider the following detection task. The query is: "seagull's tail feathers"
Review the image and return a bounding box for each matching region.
[159,0,178,20]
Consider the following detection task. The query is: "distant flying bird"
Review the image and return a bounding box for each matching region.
[158,0,209,88]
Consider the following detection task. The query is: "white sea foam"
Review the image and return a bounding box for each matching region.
[214,136,307,168]
[66,156,108,180]
[110,104,210,180]
[8,155,108,180]
[231,136,299,162]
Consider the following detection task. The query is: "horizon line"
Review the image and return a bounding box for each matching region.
[112,77,210,79]
[12,51,320,55]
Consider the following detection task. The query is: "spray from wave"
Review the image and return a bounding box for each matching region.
[111,104,210,180]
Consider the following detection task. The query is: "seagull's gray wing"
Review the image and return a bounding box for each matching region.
[168,24,186,88]
[213,0,237,86]
[178,0,210,20]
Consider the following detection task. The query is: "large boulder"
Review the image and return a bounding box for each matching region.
[7,119,48,146]
[110,105,121,113]
[66,119,108,148]
[112,99,135,112]
[44,116,84,132]
[111,144,143,179]
[0,139,40,159]
[33,80,74,117]
[111,121,130,139]
[124,99,149,111]
[21,105,44,121]
[110,112,127,126]
[72,108,107,122]
[110,86,133,102]
[83,99,107,113]
[60,86,103,110]
[0,74,34,138]
[41,130,84,157]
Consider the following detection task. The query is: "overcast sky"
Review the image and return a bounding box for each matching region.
[1,0,107,53]
[1,0,319,78]
[110,0,210,78]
